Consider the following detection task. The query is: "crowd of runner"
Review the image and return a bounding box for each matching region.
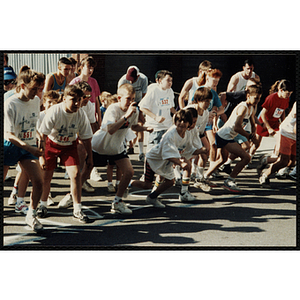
[3,53,296,232]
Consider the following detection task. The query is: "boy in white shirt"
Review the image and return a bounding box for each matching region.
[91,83,153,214]
[38,84,94,223]
[131,109,206,207]
[139,70,176,151]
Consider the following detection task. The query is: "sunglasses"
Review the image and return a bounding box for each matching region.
[4,80,16,86]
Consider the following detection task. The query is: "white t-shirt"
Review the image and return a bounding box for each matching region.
[92,103,139,155]
[234,72,256,92]
[81,101,96,124]
[4,95,40,146]
[217,101,254,140]
[139,85,175,131]
[280,101,296,140]
[146,125,197,180]
[38,102,93,146]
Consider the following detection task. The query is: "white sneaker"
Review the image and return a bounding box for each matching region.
[8,193,17,205]
[111,201,132,214]
[193,178,212,192]
[15,201,28,214]
[25,211,43,232]
[107,184,116,193]
[90,167,102,181]
[145,195,165,208]
[82,181,95,193]
[47,193,55,206]
[223,179,242,193]
[179,191,196,202]
[58,193,73,208]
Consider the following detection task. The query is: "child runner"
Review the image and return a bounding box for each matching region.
[203,84,262,193]
[38,83,93,223]
[91,83,153,214]
[250,79,293,175]
[4,67,45,231]
[131,109,206,206]
[259,101,296,187]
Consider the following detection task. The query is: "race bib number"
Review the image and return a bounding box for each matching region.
[273,107,284,118]
[160,98,170,106]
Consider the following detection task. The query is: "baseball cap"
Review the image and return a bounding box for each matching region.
[126,66,140,82]
[4,66,17,80]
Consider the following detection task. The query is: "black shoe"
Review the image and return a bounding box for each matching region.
[37,206,48,218]
[127,148,134,155]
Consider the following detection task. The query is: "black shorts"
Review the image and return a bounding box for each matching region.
[144,160,155,183]
[92,150,129,167]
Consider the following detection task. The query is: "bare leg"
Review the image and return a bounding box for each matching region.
[114,158,134,198]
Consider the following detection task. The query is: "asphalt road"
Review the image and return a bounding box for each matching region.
[2,136,297,249]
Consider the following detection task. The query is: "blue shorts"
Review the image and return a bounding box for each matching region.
[234,133,248,144]
[215,133,235,148]
[4,139,38,166]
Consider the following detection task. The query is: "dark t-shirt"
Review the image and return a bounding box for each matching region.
[224,91,246,118]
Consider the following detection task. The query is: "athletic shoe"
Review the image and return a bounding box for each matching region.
[15,201,28,214]
[179,191,196,202]
[58,193,73,208]
[111,201,132,214]
[193,178,212,192]
[5,175,12,181]
[211,169,223,179]
[222,164,232,175]
[90,167,102,181]
[139,174,145,181]
[82,181,95,193]
[123,187,130,198]
[127,147,134,155]
[107,184,116,193]
[175,178,182,187]
[222,179,242,193]
[37,205,48,218]
[25,212,43,232]
[8,193,17,205]
[47,194,55,206]
[73,210,89,223]
[257,155,268,176]
[259,173,271,188]
[190,173,196,181]
[145,195,165,208]
[64,171,69,179]
[275,173,287,180]
[287,173,297,181]
[139,153,145,162]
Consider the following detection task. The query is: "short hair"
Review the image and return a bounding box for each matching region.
[68,57,77,66]
[117,83,135,96]
[193,86,213,103]
[247,78,261,86]
[207,68,222,79]
[80,56,97,68]
[244,58,254,67]
[173,109,193,127]
[185,107,198,118]
[42,90,61,104]
[245,85,263,96]
[77,81,92,92]
[58,57,72,66]
[107,94,118,106]
[64,83,84,99]
[16,66,45,93]
[157,70,173,80]
[100,91,112,103]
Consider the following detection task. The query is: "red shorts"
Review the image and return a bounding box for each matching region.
[279,135,296,156]
[45,138,79,170]
[256,123,279,137]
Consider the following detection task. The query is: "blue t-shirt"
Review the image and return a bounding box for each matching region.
[191,86,222,111]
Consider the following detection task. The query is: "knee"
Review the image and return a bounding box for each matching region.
[124,166,134,179]
[243,153,251,164]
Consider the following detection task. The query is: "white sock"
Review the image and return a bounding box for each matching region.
[138,142,143,154]
[108,181,113,186]
[290,166,296,176]
[114,196,122,203]
[116,180,120,186]
[40,200,47,207]
[174,165,181,179]
[74,203,82,213]
[17,197,24,204]
[224,158,232,165]
[197,167,204,178]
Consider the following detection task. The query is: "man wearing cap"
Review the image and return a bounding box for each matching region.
[118,66,148,160]
[4,66,17,101]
